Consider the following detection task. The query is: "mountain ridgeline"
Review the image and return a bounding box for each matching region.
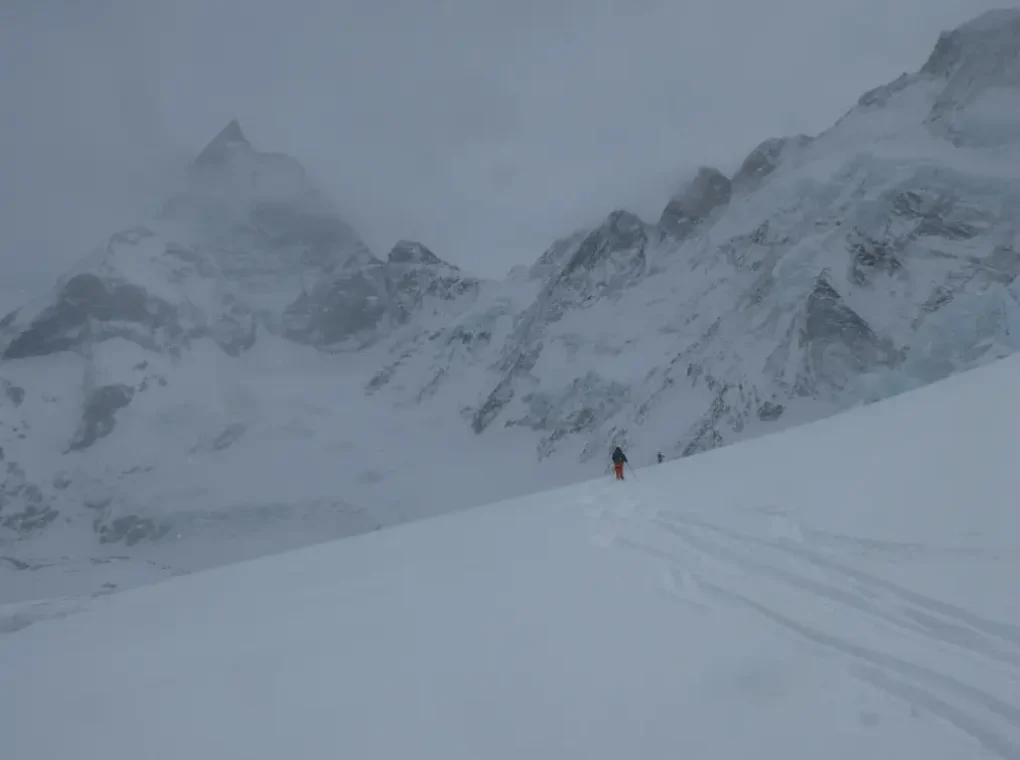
[4,9,1020,548]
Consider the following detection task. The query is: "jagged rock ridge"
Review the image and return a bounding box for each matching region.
[3,9,1020,559]
[0,121,480,547]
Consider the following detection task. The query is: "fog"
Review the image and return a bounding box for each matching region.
[1,0,1015,310]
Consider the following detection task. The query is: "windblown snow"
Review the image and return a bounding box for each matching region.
[3,350,1020,759]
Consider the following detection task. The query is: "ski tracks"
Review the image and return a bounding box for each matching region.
[586,492,1020,758]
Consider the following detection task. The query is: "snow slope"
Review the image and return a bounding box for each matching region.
[3,352,1020,759]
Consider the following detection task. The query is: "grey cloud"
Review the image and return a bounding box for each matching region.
[1,0,1017,313]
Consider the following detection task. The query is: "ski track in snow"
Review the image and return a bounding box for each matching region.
[7,349,1020,759]
[584,482,1020,759]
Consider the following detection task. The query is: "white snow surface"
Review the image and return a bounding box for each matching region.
[3,353,1020,759]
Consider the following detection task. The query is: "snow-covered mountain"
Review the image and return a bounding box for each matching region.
[4,9,1020,599]
[0,119,496,596]
[371,8,1020,460]
[5,338,1020,759]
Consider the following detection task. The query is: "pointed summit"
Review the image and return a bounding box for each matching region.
[921,9,1020,146]
[388,240,444,267]
[194,119,251,168]
[659,166,731,239]
[922,9,1020,78]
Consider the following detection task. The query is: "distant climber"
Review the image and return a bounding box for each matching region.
[611,446,628,480]
[657,452,664,464]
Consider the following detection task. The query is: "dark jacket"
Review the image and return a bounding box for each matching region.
[611,447,627,464]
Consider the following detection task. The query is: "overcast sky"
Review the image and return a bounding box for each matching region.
[1,0,1016,310]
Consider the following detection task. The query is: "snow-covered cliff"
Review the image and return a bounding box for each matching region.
[4,9,1020,600]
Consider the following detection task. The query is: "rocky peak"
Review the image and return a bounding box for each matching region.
[170,119,313,231]
[922,10,1020,146]
[796,273,899,394]
[922,10,1020,79]
[2,121,382,360]
[387,240,445,267]
[167,123,381,315]
[193,119,251,169]
[281,261,393,349]
[284,236,480,348]
[470,210,651,436]
[0,237,185,362]
[385,241,479,326]
[528,231,588,282]
[659,166,732,239]
[603,209,645,236]
[562,210,647,278]
[732,135,813,191]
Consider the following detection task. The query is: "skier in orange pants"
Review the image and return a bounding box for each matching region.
[611,446,628,480]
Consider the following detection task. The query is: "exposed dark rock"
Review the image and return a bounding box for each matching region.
[0,462,58,535]
[680,384,756,457]
[163,243,218,279]
[473,212,649,434]
[981,245,1020,284]
[3,273,180,359]
[208,300,258,356]
[892,189,984,240]
[797,275,899,393]
[250,202,372,263]
[95,514,169,546]
[847,228,903,286]
[472,364,522,434]
[387,240,444,266]
[921,10,1020,78]
[365,363,399,394]
[680,388,732,457]
[659,167,732,239]
[732,135,813,190]
[282,263,391,348]
[68,384,135,451]
[1,503,59,534]
[448,327,491,346]
[108,226,157,249]
[922,32,964,77]
[4,383,25,406]
[682,427,723,458]
[194,119,250,168]
[212,423,246,451]
[563,210,647,279]
[515,372,629,437]
[856,74,914,109]
[386,248,479,324]
[757,401,785,421]
[528,231,588,282]
[922,286,954,314]
[922,11,1020,146]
